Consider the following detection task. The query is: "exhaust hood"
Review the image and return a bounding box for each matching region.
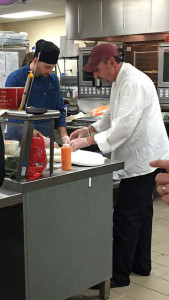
[66,0,169,41]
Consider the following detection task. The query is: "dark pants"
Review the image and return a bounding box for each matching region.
[113,170,159,282]
[0,204,25,300]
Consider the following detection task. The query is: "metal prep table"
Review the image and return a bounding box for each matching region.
[1,159,124,300]
[1,109,60,180]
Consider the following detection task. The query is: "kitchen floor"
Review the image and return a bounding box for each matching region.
[69,194,169,300]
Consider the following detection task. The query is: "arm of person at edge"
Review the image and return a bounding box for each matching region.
[70,125,97,152]
[149,160,169,205]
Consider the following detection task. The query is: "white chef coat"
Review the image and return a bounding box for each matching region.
[93,63,169,180]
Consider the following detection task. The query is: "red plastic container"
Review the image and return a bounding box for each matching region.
[0,87,24,109]
[26,134,47,181]
[164,35,169,42]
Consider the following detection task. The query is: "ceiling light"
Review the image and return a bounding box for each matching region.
[0,11,52,19]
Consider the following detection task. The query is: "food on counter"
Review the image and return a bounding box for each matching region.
[5,157,18,170]
[66,111,84,122]
[90,105,110,116]
[4,140,19,155]
[46,147,62,163]
[47,155,61,163]
[46,148,61,156]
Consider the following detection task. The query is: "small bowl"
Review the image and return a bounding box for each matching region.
[4,140,19,155]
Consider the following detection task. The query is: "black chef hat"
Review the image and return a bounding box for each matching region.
[34,39,60,64]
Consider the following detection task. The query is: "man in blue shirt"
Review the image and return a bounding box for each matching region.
[5,39,69,146]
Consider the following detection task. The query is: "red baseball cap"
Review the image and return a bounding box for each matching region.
[83,43,119,72]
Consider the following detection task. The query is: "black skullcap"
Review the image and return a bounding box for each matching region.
[34,39,60,64]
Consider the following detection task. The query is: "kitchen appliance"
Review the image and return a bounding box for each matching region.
[79,47,111,98]
[78,46,124,98]
[158,43,169,109]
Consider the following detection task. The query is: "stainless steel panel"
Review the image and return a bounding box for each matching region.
[124,0,150,34]
[24,174,112,300]
[66,0,169,40]
[102,0,124,36]
[66,0,79,39]
[66,0,103,39]
[151,0,169,32]
[79,0,103,38]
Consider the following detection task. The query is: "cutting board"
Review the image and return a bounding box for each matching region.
[71,150,106,166]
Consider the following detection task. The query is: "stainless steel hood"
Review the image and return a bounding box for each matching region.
[66,0,169,40]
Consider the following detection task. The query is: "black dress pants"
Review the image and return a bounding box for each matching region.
[113,170,158,282]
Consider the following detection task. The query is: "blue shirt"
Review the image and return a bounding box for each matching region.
[5,63,66,138]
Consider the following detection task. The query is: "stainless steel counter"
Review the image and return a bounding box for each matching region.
[0,188,22,208]
[0,159,124,300]
[1,109,60,120]
[2,159,124,193]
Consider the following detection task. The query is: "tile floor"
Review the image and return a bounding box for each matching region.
[69,195,169,300]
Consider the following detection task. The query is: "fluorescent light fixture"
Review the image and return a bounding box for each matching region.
[0,11,52,19]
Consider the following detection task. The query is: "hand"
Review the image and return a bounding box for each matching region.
[70,137,89,152]
[70,127,89,141]
[149,160,169,204]
[43,136,59,149]
[62,135,70,145]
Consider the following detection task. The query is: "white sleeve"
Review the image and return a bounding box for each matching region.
[92,110,111,132]
[94,79,144,153]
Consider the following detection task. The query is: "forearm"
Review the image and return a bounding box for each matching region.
[33,129,43,137]
[85,135,96,146]
[88,125,97,134]
[56,126,68,138]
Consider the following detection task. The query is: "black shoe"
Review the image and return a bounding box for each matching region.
[132,269,150,276]
[110,279,130,288]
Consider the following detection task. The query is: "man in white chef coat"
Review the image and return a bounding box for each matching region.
[70,43,169,288]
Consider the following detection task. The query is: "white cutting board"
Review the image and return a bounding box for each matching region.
[71,150,106,166]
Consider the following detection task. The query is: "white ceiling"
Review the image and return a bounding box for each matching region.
[0,0,66,23]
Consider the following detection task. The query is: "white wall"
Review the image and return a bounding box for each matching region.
[1,16,86,76]
[3,16,66,50]
[2,16,87,49]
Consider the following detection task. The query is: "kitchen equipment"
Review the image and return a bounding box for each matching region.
[77,97,110,114]
[71,150,106,166]
[1,110,60,181]
[68,116,100,127]
[25,107,47,115]
[79,47,111,98]
[19,71,34,110]
[0,87,24,109]
[158,43,169,109]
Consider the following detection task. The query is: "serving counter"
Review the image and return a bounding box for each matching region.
[1,159,124,300]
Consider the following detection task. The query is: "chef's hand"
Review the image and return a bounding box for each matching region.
[70,127,89,141]
[149,159,169,204]
[70,137,90,152]
[62,135,70,145]
[43,136,59,148]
